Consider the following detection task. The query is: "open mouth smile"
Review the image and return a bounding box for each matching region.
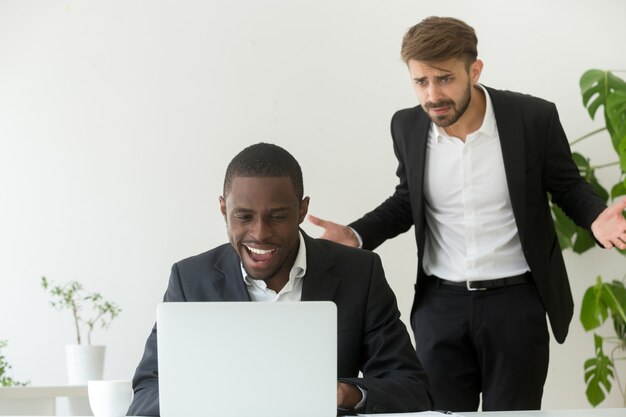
[243,244,277,262]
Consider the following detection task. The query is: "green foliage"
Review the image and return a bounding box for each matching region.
[580,277,626,406]
[580,70,626,158]
[0,340,29,387]
[553,70,626,255]
[584,334,614,406]
[41,276,122,345]
[552,69,626,407]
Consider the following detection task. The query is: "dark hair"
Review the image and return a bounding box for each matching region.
[223,143,304,200]
[400,16,478,66]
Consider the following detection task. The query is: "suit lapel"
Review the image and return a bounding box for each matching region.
[487,87,527,246]
[300,234,340,302]
[213,247,251,301]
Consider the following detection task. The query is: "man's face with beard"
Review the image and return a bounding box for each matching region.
[408,58,482,128]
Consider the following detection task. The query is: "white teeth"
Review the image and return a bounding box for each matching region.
[244,245,275,255]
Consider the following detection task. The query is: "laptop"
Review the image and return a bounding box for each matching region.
[157,301,337,417]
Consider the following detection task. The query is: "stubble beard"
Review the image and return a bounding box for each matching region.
[427,82,472,128]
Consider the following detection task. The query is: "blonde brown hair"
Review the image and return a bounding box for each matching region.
[400,16,478,66]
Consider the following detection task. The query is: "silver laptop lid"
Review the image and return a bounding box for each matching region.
[157,301,337,417]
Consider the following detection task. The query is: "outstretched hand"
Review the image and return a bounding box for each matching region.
[308,214,360,248]
[591,198,626,250]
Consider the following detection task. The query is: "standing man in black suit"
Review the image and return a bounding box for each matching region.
[127,143,432,416]
[309,16,626,412]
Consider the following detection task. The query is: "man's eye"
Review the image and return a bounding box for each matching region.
[440,77,453,84]
[415,80,427,86]
[235,214,253,222]
[271,215,287,221]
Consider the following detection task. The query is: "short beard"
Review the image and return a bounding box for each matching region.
[425,82,472,128]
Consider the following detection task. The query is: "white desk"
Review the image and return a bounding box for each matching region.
[0,409,623,417]
[0,386,87,416]
[357,410,625,417]
[461,409,625,417]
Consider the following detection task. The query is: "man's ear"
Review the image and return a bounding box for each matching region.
[219,196,227,222]
[470,59,483,85]
[299,197,310,224]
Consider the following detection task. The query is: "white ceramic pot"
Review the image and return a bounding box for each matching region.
[65,344,106,385]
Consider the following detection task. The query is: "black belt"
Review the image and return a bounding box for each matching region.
[430,272,531,291]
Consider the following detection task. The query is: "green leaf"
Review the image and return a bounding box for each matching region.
[551,203,575,249]
[619,137,626,172]
[571,152,589,169]
[604,281,626,328]
[606,92,626,152]
[580,70,609,120]
[583,334,614,407]
[572,229,595,253]
[580,69,606,94]
[607,72,626,92]
[611,182,626,199]
[581,282,608,331]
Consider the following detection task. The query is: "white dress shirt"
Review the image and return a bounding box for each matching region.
[242,232,307,302]
[422,85,529,281]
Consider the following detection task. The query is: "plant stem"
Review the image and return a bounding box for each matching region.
[71,304,81,345]
[603,285,626,324]
[570,127,607,146]
[87,311,105,346]
[592,161,620,170]
[611,345,626,407]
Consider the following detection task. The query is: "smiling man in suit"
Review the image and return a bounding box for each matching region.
[308,16,626,412]
[127,143,432,416]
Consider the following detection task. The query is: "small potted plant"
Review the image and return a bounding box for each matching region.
[41,276,121,384]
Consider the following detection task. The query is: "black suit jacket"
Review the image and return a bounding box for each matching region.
[127,232,432,416]
[349,86,606,343]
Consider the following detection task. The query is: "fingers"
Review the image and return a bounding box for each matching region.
[307,214,359,247]
[601,240,614,250]
[614,232,626,250]
[307,214,327,228]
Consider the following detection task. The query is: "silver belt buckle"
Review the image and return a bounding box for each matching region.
[466,280,486,291]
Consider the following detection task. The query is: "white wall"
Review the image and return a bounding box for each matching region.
[1,0,625,410]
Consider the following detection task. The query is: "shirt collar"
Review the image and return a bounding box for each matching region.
[433,84,497,142]
[241,231,307,290]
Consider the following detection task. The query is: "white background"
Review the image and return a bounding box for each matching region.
[1,0,625,410]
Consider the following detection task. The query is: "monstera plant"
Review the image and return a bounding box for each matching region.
[552,69,626,407]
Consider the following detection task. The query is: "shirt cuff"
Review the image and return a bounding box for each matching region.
[353,385,367,410]
[337,384,367,411]
[348,227,363,249]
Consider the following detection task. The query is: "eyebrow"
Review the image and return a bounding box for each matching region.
[414,73,454,83]
[232,207,291,214]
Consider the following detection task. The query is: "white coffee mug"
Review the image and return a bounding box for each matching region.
[88,380,133,417]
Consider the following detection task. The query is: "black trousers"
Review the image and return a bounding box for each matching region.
[411,277,549,412]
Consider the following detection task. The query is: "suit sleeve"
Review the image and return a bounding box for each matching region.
[127,264,186,416]
[542,103,606,229]
[349,111,415,250]
[339,254,432,413]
